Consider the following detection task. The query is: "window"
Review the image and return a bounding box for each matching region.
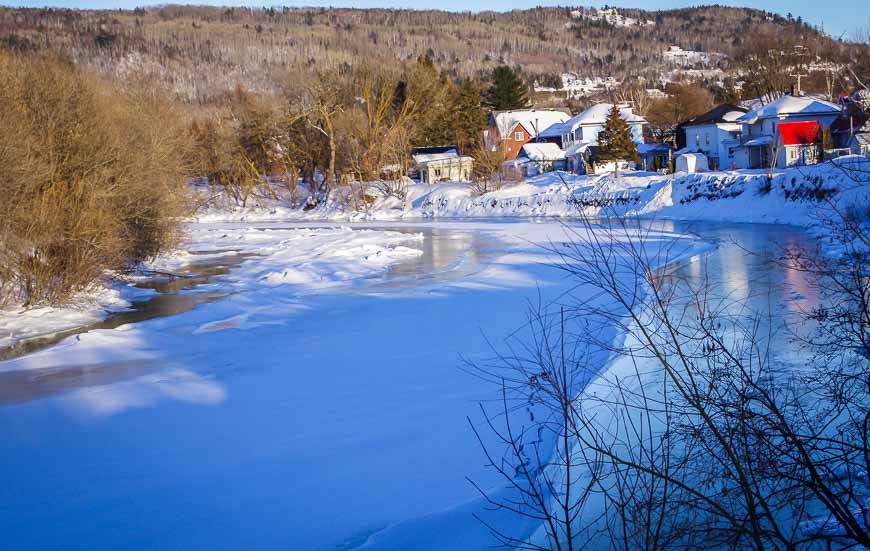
[705,132,711,145]
[695,133,701,146]
[434,168,442,177]
[727,147,735,158]
[515,131,524,141]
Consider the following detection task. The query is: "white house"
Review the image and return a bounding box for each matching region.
[539,103,646,150]
[735,95,841,169]
[412,148,473,184]
[678,103,748,170]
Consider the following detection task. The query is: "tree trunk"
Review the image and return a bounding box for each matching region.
[324,111,336,195]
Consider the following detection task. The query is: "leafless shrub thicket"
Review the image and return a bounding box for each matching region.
[186,55,489,209]
[0,51,192,307]
[468,198,869,549]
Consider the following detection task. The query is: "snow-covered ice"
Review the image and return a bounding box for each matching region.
[1,158,866,549]
[0,217,717,550]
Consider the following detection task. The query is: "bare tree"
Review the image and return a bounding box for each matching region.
[468,198,870,549]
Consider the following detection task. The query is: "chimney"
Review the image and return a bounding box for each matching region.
[790,83,798,96]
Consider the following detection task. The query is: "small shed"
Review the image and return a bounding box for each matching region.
[411,148,474,184]
[675,152,709,173]
[517,143,567,176]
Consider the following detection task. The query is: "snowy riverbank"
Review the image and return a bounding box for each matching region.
[1,226,423,351]
[195,157,870,227]
[5,158,867,352]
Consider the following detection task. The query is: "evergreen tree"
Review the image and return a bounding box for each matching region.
[596,105,638,176]
[407,55,457,147]
[484,65,530,111]
[454,79,488,154]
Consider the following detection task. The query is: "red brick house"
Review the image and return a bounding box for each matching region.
[485,110,571,160]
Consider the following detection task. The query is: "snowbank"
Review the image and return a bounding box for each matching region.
[194,157,870,227]
[0,281,151,349]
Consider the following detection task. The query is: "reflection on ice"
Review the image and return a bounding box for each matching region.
[0,359,226,414]
[64,367,225,417]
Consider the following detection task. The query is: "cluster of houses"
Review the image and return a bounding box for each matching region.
[533,73,620,99]
[569,8,655,27]
[676,93,870,170]
[409,90,870,184]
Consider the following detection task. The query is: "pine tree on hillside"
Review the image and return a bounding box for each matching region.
[408,55,457,147]
[454,79,488,154]
[596,105,639,176]
[484,66,530,111]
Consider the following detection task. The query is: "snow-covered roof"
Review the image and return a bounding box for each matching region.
[564,142,591,156]
[739,95,840,124]
[743,136,774,147]
[519,143,566,161]
[637,143,672,154]
[412,150,472,166]
[573,103,647,125]
[540,103,646,137]
[852,133,870,146]
[722,110,745,122]
[492,110,570,139]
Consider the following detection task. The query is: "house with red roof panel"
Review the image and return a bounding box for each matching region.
[776,121,821,167]
[735,94,841,169]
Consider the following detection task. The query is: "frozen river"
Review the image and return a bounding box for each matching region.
[0,219,814,550]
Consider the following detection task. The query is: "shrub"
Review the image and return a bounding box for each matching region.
[0,50,192,307]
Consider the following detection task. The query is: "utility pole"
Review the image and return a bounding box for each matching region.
[789,72,807,96]
[790,43,809,96]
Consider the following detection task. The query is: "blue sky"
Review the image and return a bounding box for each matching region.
[3,0,867,39]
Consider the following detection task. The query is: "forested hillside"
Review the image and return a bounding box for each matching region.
[1,4,865,103]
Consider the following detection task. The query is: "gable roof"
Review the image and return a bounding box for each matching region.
[778,121,820,146]
[412,149,472,165]
[540,103,647,138]
[637,143,673,154]
[491,110,570,139]
[682,103,748,127]
[739,95,840,124]
[519,142,566,161]
[411,146,458,156]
